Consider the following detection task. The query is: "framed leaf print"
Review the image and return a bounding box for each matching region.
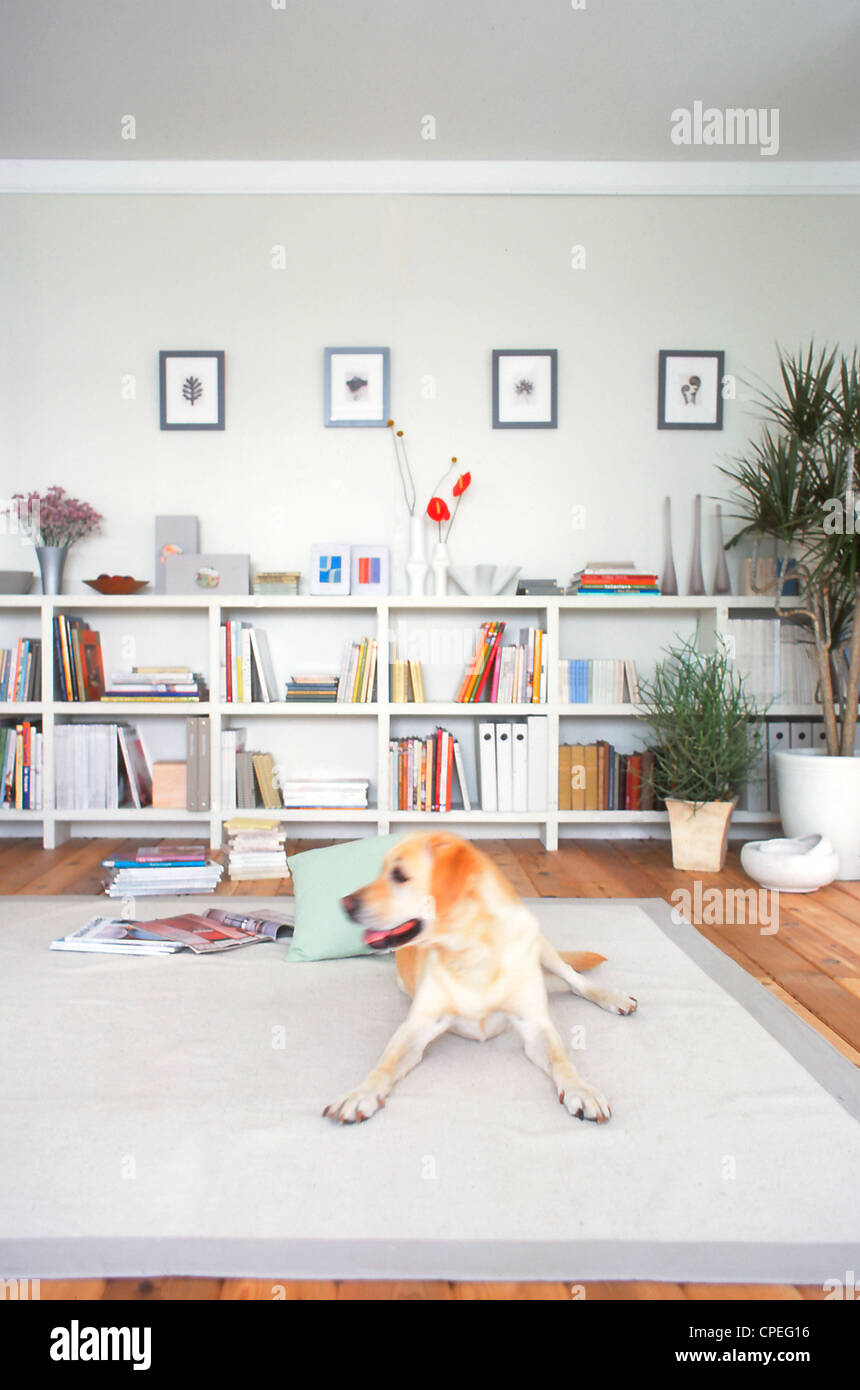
[657,350,724,430]
[324,348,390,427]
[160,351,225,430]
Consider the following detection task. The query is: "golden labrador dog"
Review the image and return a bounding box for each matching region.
[323,831,637,1125]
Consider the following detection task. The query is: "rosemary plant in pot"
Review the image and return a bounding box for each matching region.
[637,638,765,872]
[718,343,860,878]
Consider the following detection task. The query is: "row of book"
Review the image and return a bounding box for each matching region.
[569,562,660,595]
[456,623,547,703]
[390,658,426,703]
[558,658,641,704]
[0,639,42,703]
[101,845,223,897]
[53,617,105,701]
[389,730,470,812]
[558,742,658,811]
[336,636,378,702]
[223,817,289,880]
[220,621,280,702]
[54,722,153,810]
[0,720,42,810]
[725,618,820,706]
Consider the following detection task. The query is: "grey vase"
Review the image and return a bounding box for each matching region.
[660,497,679,596]
[35,544,69,595]
[712,504,732,595]
[688,495,706,596]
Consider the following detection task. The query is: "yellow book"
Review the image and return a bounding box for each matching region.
[570,744,586,811]
[409,659,425,703]
[353,638,368,703]
[532,629,543,703]
[15,725,24,810]
[558,744,572,811]
[584,744,599,811]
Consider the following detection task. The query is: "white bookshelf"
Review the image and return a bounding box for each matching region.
[0,592,810,851]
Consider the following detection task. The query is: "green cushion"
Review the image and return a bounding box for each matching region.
[286,834,407,962]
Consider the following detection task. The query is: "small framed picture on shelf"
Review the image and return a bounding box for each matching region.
[309,544,352,595]
[324,347,390,427]
[350,545,390,597]
[159,351,225,430]
[658,350,724,430]
[492,349,557,428]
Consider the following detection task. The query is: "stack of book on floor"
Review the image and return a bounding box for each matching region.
[389,729,470,811]
[390,657,426,703]
[102,845,224,897]
[558,742,658,811]
[558,658,640,704]
[0,638,42,702]
[54,722,154,810]
[101,667,207,703]
[221,621,280,702]
[223,817,290,880]
[279,778,369,810]
[285,673,340,702]
[53,616,105,701]
[476,717,548,813]
[568,562,660,596]
[455,622,547,703]
[0,720,42,809]
[336,637,378,702]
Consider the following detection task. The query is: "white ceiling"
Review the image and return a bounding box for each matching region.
[1,0,858,162]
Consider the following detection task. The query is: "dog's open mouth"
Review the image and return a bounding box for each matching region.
[363,919,423,950]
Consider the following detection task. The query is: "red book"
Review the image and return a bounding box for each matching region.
[434,728,443,812]
[627,754,643,811]
[445,733,454,811]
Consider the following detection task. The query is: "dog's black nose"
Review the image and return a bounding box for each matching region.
[341,893,359,919]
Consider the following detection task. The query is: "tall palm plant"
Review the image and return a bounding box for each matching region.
[719,343,860,757]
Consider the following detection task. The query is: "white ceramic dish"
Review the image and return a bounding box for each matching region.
[740,834,840,893]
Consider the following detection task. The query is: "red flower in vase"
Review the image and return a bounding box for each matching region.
[452,472,472,497]
[426,496,451,524]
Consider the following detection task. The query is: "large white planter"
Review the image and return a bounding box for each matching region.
[774,751,860,881]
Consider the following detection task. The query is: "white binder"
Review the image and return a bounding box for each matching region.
[477,723,497,812]
[767,721,790,811]
[527,716,548,812]
[512,722,528,812]
[495,723,513,812]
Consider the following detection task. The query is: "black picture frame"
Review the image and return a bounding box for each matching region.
[159,351,225,431]
[658,350,724,430]
[492,349,558,429]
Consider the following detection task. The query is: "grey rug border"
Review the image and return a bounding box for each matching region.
[2,895,859,1285]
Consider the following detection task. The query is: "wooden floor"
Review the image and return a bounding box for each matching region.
[4,832,859,1303]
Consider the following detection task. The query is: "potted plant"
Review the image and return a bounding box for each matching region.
[718,343,860,878]
[12,485,103,595]
[637,638,765,871]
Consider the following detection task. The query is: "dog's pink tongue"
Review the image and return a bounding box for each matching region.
[364,919,418,945]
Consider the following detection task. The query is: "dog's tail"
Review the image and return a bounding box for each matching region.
[559,950,606,972]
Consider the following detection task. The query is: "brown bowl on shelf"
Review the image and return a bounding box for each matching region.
[84,575,150,595]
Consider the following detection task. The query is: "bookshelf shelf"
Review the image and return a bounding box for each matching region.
[0,592,800,850]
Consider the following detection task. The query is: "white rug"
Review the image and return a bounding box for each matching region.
[0,895,858,1283]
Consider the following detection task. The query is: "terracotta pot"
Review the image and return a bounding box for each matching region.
[665,797,738,872]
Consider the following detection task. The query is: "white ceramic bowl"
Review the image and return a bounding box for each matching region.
[740,834,840,893]
[448,564,521,596]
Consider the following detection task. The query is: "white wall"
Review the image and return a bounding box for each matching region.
[1,193,858,593]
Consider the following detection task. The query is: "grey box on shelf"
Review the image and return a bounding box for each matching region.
[155,516,199,594]
[164,553,250,596]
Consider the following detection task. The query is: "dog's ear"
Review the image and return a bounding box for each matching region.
[427,836,482,919]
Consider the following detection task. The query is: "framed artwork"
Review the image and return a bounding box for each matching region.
[309,544,352,596]
[324,348,390,427]
[658,350,725,430]
[350,545,390,597]
[159,351,225,430]
[163,553,250,595]
[492,349,557,428]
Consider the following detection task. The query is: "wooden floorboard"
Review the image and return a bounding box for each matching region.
[3,833,856,1303]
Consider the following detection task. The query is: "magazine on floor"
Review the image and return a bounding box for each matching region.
[50,912,274,955]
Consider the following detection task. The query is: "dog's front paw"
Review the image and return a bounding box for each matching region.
[559,1082,612,1124]
[591,987,638,1016]
[323,1086,387,1125]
